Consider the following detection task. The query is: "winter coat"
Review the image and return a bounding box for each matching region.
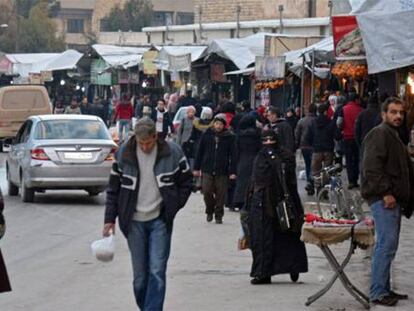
[233,128,261,205]
[0,188,12,293]
[194,128,236,176]
[295,114,316,149]
[361,123,414,218]
[88,103,106,121]
[342,101,363,140]
[264,119,295,152]
[177,117,200,159]
[151,108,174,137]
[246,146,308,278]
[308,115,336,153]
[354,106,381,147]
[114,102,134,121]
[104,138,193,237]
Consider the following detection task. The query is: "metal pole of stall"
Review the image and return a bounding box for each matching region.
[300,53,305,118]
[311,49,315,103]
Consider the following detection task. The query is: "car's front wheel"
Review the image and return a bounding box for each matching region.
[21,178,35,203]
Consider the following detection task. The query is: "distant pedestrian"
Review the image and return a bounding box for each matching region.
[167,93,179,119]
[264,106,295,152]
[53,100,65,114]
[103,117,192,310]
[342,91,363,189]
[88,96,106,121]
[151,99,174,140]
[193,114,237,224]
[245,130,308,285]
[176,106,197,165]
[232,115,261,211]
[295,103,317,193]
[113,95,134,143]
[64,98,82,115]
[285,108,298,134]
[361,97,414,307]
[308,103,336,190]
[0,187,12,294]
[80,96,90,115]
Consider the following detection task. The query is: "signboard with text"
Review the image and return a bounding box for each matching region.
[255,56,286,80]
[332,15,366,59]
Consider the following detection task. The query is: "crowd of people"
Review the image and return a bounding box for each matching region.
[46,88,414,309]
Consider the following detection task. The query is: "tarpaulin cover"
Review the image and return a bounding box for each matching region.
[92,44,149,69]
[283,37,334,65]
[155,46,207,71]
[202,33,268,70]
[352,0,414,73]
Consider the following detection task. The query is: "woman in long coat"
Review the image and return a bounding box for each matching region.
[246,130,308,284]
[233,115,262,210]
[0,187,12,293]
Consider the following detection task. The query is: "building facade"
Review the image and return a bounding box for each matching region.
[54,0,195,48]
[193,0,351,22]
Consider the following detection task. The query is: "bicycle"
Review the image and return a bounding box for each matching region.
[314,164,364,220]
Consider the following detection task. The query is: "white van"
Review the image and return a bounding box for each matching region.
[0,85,52,151]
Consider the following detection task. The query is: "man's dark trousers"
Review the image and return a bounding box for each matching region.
[202,174,228,217]
[344,139,360,185]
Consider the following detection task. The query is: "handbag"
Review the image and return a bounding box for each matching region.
[275,163,295,232]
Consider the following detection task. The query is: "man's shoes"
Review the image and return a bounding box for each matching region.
[371,295,399,307]
[206,214,213,223]
[390,290,408,300]
[215,216,223,224]
[250,277,271,285]
[290,272,299,283]
[347,183,360,190]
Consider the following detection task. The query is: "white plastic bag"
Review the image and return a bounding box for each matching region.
[298,170,307,180]
[91,235,115,262]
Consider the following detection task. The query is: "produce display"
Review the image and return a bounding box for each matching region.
[332,61,368,80]
[255,79,285,91]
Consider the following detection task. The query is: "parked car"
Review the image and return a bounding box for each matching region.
[0,85,52,152]
[6,115,117,202]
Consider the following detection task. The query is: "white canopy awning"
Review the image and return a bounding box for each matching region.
[352,0,414,74]
[5,51,82,77]
[202,33,267,70]
[92,44,149,69]
[223,67,255,76]
[283,37,334,65]
[155,46,207,71]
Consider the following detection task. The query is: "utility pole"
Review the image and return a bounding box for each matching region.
[278,5,284,34]
[236,5,241,38]
[198,5,207,43]
[328,0,333,35]
[15,0,19,53]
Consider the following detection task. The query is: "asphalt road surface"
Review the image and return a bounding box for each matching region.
[0,153,413,311]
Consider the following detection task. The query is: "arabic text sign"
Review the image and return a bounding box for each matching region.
[168,54,191,72]
[332,15,365,59]
[255,56,286,80]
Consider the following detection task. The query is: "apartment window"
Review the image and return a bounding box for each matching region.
[67,19,84,33]
[177,13,194,25]
[100,18,110,32]
[152,11,174,27]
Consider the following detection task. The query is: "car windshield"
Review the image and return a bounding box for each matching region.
[34,120,111,140]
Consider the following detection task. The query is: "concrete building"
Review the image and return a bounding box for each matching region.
[193,0,351,22]
[54,0,195,48]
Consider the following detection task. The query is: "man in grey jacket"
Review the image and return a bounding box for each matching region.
[103,117,192,310]
[295,103,316,194]
[362,97,414,307]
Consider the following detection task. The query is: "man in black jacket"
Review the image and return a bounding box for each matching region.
[361,97,414,307]
[151,99,174,140]
[308,103,336,190]
[194,114,237,223]
[264,106,295,152]
[103,118,192,310]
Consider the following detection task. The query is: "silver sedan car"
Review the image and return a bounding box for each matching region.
[6,114,117,202]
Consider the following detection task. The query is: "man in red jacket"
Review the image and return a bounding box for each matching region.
[114,95,134,142]
[341,91,363,189]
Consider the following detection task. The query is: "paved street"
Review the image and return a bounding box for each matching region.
[0,153,413,311]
